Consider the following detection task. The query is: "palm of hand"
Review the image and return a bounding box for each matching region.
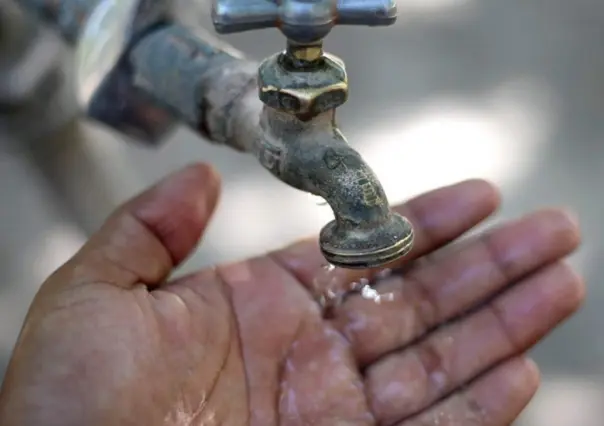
[0,165,584,426]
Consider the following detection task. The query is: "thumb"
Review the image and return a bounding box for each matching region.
[50,163,221,290]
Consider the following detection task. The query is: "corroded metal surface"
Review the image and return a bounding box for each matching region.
[258,107,415,268]
[129,25,259,149]
[258,52,348,119]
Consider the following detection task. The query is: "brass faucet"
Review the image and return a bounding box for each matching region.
[15,0,415,269]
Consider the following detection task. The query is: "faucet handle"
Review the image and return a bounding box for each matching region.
[212,0,397,43]
[212,0,279,34]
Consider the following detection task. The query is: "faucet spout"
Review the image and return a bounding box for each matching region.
[258,107,414,269]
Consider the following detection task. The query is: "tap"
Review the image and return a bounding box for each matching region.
[14,0,415,269]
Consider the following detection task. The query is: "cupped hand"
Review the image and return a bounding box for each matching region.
[0,164,584,426]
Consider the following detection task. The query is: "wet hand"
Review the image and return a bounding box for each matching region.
[0,164,584,426]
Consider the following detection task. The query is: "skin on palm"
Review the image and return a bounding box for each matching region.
[0,163,584,426]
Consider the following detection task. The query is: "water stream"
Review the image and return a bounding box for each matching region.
[312,264,397,318]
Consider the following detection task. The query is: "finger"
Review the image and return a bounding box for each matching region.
[333,208,580,366]
[49,164,221,290]
[271,179,500,291]
[395,356,540,426]
[365,261,584,425]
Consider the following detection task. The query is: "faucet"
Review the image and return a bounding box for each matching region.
[14,0,415,269]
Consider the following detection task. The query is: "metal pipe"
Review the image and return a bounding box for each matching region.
[128,24,261,152]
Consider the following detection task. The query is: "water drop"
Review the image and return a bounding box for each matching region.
[323,263,336,272]
[308,194,329,206]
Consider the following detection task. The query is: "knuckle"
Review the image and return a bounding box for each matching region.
[552,261,586,309]
[487,299,519,352]
[479,232,515,284]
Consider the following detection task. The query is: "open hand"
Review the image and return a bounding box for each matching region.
[0,164,584,426]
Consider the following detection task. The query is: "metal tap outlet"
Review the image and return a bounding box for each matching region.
[213,0,415,268]
[15,0,414,269]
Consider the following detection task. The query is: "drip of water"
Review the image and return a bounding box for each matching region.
[312,264,396,317]
[308,194,329,206]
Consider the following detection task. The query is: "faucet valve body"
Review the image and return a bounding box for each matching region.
[214,0,415,269]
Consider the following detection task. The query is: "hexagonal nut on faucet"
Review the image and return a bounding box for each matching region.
[258,53,348,119]
[74,0,177,145]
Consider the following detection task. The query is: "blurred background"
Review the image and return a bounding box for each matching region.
[1,0,602,424]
